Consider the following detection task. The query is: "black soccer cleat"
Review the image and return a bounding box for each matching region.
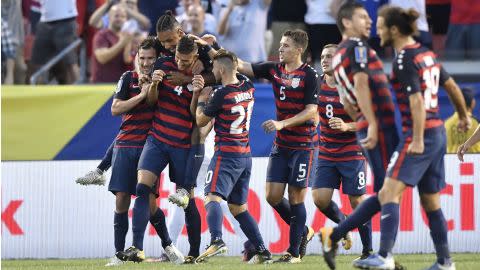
[115,246,145,263]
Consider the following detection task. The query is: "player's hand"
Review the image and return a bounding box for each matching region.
[139,83,150,98]
[360,124,378,149]
[457,141,471,162]
[151,70,166,83]
[138,74,151,86]
[166,71,190,86]
[192,75,205,93]
[192,60,205,75]
[407,139,424,155]
[201,34,217,46]
[198,86,213,102]
[262,120,284,133]
[189,34,208,47]
[457,116,472,132]
[329,117,349,132]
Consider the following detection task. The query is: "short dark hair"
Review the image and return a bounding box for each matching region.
[138,36,157,52]
[176,35,198,55]
[213,49,238,65]
[378,5,419,36]
[323,44,338,50]
[336,2,365,33]
[282,29,309,52]
[156,10,180,33]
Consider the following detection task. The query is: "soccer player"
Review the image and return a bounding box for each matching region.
[318,3,399,269]
[105,37,180,266]
[192,49,272,264]
[355,6,470,270]
[116,36,202,264]
[313,43,372,260]
[236,29,319,263]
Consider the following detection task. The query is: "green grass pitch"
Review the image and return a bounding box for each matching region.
[3,253,480,270]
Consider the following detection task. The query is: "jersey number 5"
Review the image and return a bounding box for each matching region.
[230,101,254,134]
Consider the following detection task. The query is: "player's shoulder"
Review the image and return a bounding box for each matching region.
[302,63,319,78]
[236,73,253,87]
[119,70,134,82]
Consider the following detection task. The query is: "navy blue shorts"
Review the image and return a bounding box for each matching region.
[312,158,367,195]
[183,144,205,189]
[357,127,398,192]
[108,147,143,195]
[138,136,190,189]
[266,145,318,188]
[204,154,252,205]
[387,127,446,193]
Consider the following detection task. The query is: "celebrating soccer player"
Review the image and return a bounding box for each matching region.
[354,6,470,270]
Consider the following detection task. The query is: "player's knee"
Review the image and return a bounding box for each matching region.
[288,187,306,204]
[266,193,282,206]
[348,195,363,209]
[204,193,222,205]
[228,203,247,216]
[115,192,131,212]
[313,194,330,210]
[136,183,152,197]
[420,193,440,212]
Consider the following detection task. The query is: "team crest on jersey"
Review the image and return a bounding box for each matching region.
[291,78,300,88]
[354,46,367,64]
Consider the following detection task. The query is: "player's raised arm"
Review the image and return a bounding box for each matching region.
[353,72,378,149]
[443,76,471,132]
[146,69,165,106]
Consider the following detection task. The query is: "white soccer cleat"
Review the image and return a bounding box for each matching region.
[168,188,190,208]
[76,168,105,186]
[423,262,456,270]
[164,244,185,265]
[105,256,124,267]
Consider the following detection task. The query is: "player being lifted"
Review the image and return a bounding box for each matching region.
[318,3,399,269]
[191,49,273,264]
[104,37,179,266]
[312,43,372,261]
[116,36,205,264]
[234,29,319,263]
[355,6,470,270]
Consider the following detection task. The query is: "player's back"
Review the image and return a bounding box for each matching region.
[115,71,155,147]
[333,38,396,132]
[317,79,363,161]
[209,75,255,157]
[150,56,193,148]
[391,43,448,135]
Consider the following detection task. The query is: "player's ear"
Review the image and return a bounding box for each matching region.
[342,18,351,31]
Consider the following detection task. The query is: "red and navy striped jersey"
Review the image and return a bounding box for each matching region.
[391,43,450,134]
[150,56,194,148]
[317,78,364,161]
[204,74,254,157]
[252,62,320,150]
[114,71,155,147]
[332,37,396,132]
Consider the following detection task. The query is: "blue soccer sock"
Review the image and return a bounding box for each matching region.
[331,195,380,243]
[185,199,201,257]
[426,209,451,265]
[149,208,172,249]
[205,201,223,241]
[113,211,129,252]
[378,203,400,258]
[132,183,151,250]
[98,141,114,172]
[320,201,346,224]
[272,198,292,225]
[358,220,373,254]
[235,211,266,252]
[288,202,307,257]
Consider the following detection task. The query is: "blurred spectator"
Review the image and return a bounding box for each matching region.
[445,87,480,153]
[187,4,214,36]
[177,0,217,34]
[138,0,177,35]
[91,4,133,83]
[390,0,432,49]
[89,0,150,32]
[305,0,342,70]
[426,0,450,56]
[1,20,16,84]
[29,0,79,84]
[2,0,27,84]
[445,0,480,60]
[268,0,306,59]
[356,0,388,58]
[218,0,271,63]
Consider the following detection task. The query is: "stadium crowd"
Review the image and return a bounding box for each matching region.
[1,0,479,85]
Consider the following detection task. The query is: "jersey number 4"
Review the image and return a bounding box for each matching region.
[230,101,254,134]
